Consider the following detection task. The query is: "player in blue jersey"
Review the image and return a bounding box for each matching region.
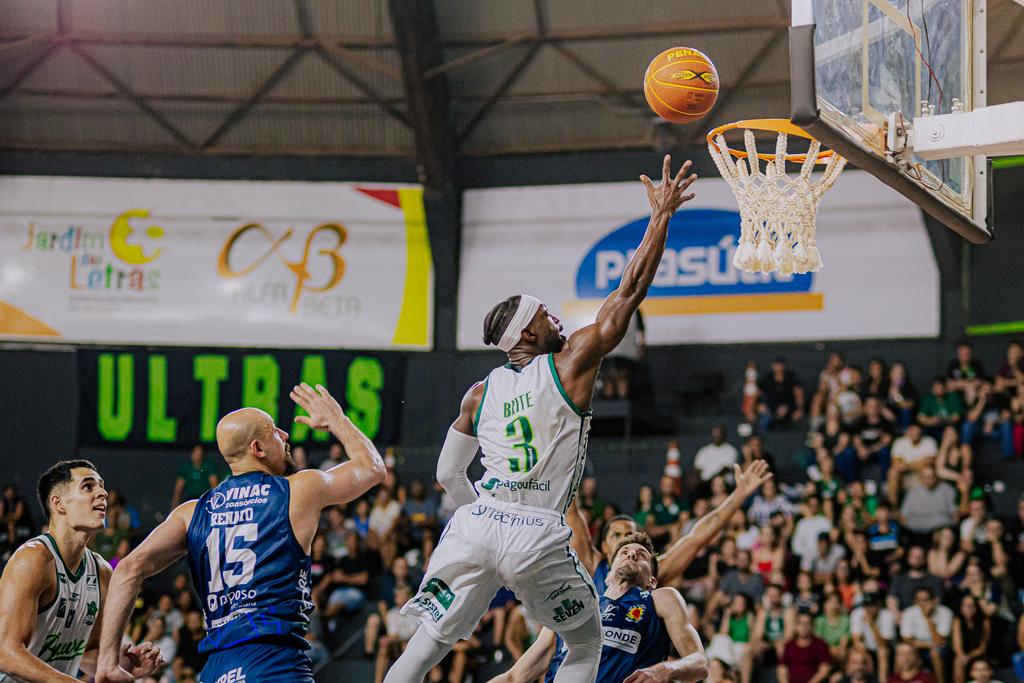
[94,383,386,683]
[489,460,772,683]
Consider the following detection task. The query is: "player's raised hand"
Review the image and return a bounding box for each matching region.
[733,459,772,498]
[291,383,346,431]
[121,641,167,678]
[639,155,697,216]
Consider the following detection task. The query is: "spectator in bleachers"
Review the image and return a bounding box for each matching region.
[171,444,220,508]
[633,484,657,528]
[890,642,938,683]
[402,479,438,556]
[742,433,776,472]
[804,533,846,585]
[811,350,848,428]
[815,592,851,663]
[900,586,953,681]
[866,358,890,400]
[961,382,1014,458]
[323,529,373,620]
[172,610,207,680]
[695,425,740,482]
[374,585,421,683]
[576,476,604,528]
[757,358,806,430]
[890,546,945,610]
[707,593,755,674]
[792,495,833,568]
[779,610,832,683]
[836,367,866,427]
[320,442,346,470]
[900,467,959,545]
[947,342,987,407]
[841,397,895,483]
[886,361,919,428]
[832,647,878,683]
[748,477,796,527]
[951,595,990,683]
[370,486,402,568]
[649,474,686,544]
[966,658,1001,683]
[927,526,967,583]
[866,503,902,575]
[749,583,790,675]
[1,482,32,559]
[890,424,939,502]
[960,499,989,548]
[709,550,764,615]
[919,378,965,440]
[851,590,897,681]
[291,445,311,471]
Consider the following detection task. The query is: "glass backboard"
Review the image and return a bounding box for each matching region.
[790,0,990,243]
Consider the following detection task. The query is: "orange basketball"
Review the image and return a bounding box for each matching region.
[643,47,719,124]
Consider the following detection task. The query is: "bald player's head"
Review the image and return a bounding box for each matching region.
[216,408,294,475]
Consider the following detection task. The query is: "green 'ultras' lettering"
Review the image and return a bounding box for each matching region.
[505,415,539,473]
[194,355,229,442]
[346,356,383,439]
[242,355,280,421]
[97,353,133,441]
[146,355,178,442]
[291,355,329,443]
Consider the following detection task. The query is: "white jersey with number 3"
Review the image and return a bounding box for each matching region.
[473,354,592,513]
[0,535,102,683]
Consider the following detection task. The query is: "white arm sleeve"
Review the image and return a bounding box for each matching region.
[436,427,480,507]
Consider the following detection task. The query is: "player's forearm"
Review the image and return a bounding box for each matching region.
[97,559,146,670]
[655,652,710,681]
[329,415,386,482]
[657,484,746,581]
[0,644,82,683]
[617,210,671,303]
[436,427,479,507]
[79,648,98,675]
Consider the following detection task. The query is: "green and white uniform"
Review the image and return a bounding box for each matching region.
[403,354,598,644]
[0,535,102,682]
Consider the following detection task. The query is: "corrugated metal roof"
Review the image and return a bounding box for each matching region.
[0,0,1019,157]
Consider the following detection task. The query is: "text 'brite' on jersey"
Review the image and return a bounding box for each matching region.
[473,354,592,513]
[0,536,102,683]
[546,586,670,683]
[187,471,313,654]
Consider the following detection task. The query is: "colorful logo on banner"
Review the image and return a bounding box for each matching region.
[573,209,822,316]
[20,208,165,292]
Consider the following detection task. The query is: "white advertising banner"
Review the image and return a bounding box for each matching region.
[0,176,433,349]
[458,171,938,348]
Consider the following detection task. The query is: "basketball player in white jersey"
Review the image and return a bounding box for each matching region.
[385,155,697,683]
[0,460,165,682]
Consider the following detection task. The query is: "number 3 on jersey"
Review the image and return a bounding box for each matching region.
[505,415,539,473]
[206,523,258,592]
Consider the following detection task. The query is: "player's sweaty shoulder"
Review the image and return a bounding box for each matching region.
[1,539,55,595]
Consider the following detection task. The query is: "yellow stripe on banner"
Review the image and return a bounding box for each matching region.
[562,292,824,318]
[392,188,433,347]
[0,300,60,336]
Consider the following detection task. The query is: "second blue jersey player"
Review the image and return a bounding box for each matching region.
[94,383,386,683]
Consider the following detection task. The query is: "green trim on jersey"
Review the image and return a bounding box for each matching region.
[547,354,591,418]
[44,533,86,583]
[472,379,489,436]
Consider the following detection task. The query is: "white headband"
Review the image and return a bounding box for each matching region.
[496,295,543,352]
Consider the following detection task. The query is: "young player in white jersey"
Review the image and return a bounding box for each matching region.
[385,155,697,683]
[0,460,164,682]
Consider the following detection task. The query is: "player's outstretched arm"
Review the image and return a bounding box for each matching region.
[565,497,600,575]
[0,543,82,683]
[436,382,485,507]
[82,555,165,679]
[288,383,387,510]
[656,461,772,584]
[486,628,558,683]
[625,589,709,682]
[565,155,696,367]
[96,502,193,683]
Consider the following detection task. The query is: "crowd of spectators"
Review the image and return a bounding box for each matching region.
[1,340,1022,683]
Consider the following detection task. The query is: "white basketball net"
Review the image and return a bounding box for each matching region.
[708,129,846,275]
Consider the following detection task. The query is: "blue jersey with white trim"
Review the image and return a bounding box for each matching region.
[546,586,670,683]
[187,471,313,653]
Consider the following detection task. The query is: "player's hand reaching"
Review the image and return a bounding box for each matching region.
[291,382,346,431]
[733,459,772,498]
[623,665,671,682]
[639,155,697,217]
[121,641,166,678]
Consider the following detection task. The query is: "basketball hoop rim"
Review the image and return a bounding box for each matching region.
[706,118,835,164]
